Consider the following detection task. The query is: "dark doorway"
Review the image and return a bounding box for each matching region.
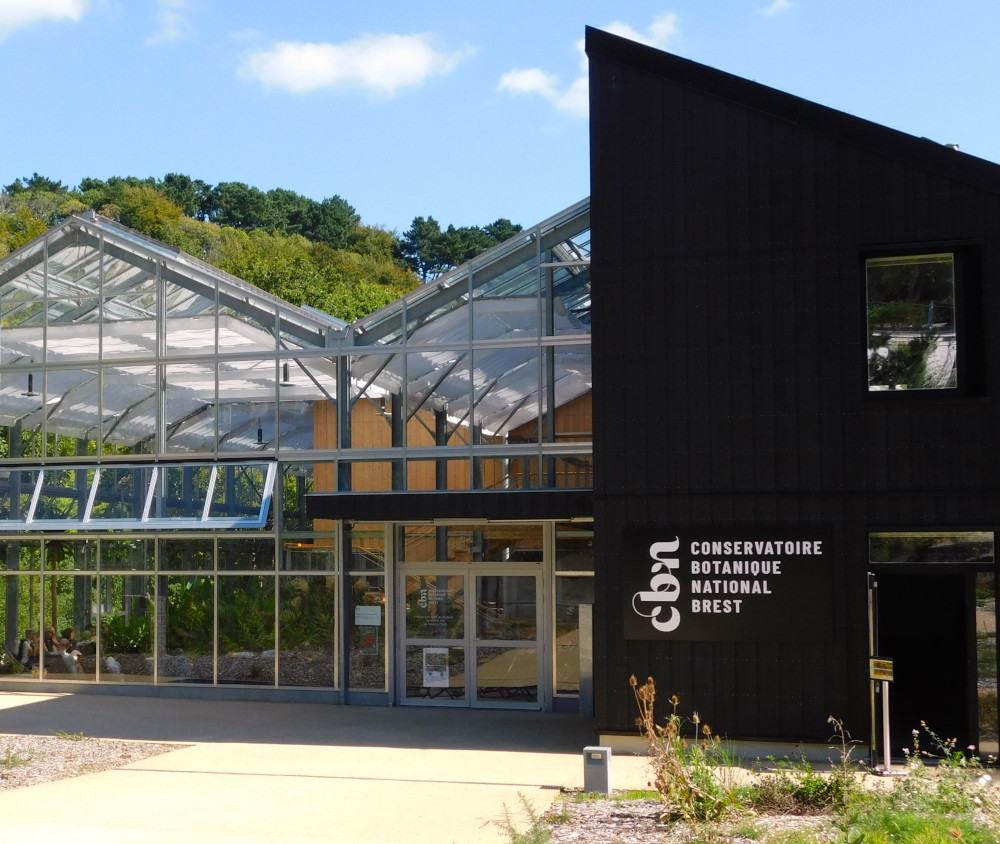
[872,571,975,761]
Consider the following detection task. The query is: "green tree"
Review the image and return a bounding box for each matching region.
[160,172,212,219]
[206,181,277,230]
[4,173,67,194]
[303,195,360,249]
[400,215,448,281]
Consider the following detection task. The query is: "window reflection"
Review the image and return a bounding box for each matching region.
[867,254,957,391]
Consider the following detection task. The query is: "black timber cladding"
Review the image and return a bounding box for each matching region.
[586,27,1000,740]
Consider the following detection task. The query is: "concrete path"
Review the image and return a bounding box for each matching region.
[0,692,651,843]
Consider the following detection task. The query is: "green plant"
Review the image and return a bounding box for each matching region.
[493,793,551,844]
[631,675,742,823]
[0,748,31,768]
[55,731,87,741]
[101,613,151,653]
[746,718,861,816]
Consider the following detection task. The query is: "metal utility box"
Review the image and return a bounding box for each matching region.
[583,745,611,794]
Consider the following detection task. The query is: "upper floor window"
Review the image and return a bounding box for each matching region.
[866,253,957,391]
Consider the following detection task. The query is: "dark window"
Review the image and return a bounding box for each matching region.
[866,253,957,391]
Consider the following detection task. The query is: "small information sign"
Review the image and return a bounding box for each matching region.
[869,657,894,681]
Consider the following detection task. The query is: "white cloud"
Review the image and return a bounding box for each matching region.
[498,12,680,119]
[497,68,559,100]
[146,0,192,46]
[604,12,680,50]
[238,32,471,97]
[0,0,89,41]
[760,0,794,16]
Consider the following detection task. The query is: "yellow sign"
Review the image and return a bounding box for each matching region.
[869,657,894,681]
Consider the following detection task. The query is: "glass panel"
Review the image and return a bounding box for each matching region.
[472,254,540,328]
[102,366,156,451]
[404,574,464,639]
[406,645,464,700]
[473,348,541,437]
[1,296,44,331]
[349,460,396,492]
[43,538,94,572]
[549,456,593,489]
[39,574,95,679]
[100,255,156,302]
[161,574,214,684]
[209,463,269,519]
[43,369,99,452]
[349,574,386,691]
[977,572,997,756]
[278,315,326,351]
[475,647,537,703]
[281,540,336,572]
[31,468,92,522]
[90,466,154,522]
[280,356,337,422]
[476,575,536,642]
[217,359,276,453]
[278,575,337,687]
[348,523,384,572]
[218,575,275,685]
[275,399,317,452]
[45,233,99,288]
[160,538,214,571]
[0,470,40,520]
[218,537,275,571]
[45,306,101,364]
[0,373,44,455]
[0,539,41,571]
[100,538,154,571]
[555,574,595,695]
[216,295,277,354]
[869,532,994,563]
[164,363,216,454]
[151,465,213,520]
[98,574,153,683]
[867,253,957,391]
[406,457,475,492]
[0,573,40,676]
[556,524,594,572]
[403,351,470,443]
[163,290,217,358]
[282,462,339,533]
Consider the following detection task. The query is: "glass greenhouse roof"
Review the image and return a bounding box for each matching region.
[0,199,591,467]
[351,198,591,435]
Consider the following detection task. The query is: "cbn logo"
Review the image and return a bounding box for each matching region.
[631,538,681,632]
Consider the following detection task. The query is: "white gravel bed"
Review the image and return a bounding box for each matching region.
[0,733,184,791]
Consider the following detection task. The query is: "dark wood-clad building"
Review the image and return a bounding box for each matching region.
[587,27,1000,757]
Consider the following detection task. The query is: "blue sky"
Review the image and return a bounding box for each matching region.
[1,1,999,235]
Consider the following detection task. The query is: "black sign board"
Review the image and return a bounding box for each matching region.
[623,527,833,642]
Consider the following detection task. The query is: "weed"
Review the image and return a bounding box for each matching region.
[0,748,31,768]
[493,793,551,844]
[54,731,87,741]
[631,675,742,823]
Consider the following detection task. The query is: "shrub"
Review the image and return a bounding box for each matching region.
[631,675,741,822]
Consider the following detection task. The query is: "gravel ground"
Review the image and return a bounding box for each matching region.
[0,733,183,792]
[543,795,836,843]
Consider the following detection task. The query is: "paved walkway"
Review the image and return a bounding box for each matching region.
[0,692,651,843]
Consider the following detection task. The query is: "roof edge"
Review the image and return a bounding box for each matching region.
[584,26,1000,195]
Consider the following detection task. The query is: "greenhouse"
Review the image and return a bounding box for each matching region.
[0,200,593,708]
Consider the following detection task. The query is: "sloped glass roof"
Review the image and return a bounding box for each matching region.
[350,198,591,436]
[0,199,590,461]
[0,213,345,454]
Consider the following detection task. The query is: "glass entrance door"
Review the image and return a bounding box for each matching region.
[401,569,541,706]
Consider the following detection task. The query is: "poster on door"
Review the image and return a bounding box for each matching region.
[423,647,450,687]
